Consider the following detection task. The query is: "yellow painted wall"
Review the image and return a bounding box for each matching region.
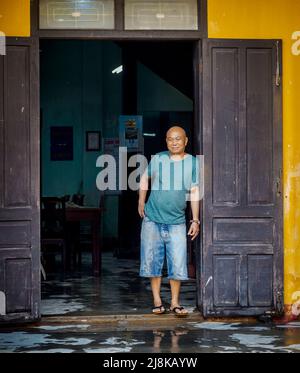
[208,0,300,314]
[0,0,30,37]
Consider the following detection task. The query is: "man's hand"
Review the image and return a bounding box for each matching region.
[138,201,145,218]
[188,221,200,241]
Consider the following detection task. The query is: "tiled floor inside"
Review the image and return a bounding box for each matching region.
[41,251,197,316]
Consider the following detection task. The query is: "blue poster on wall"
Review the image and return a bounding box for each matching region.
[119,115,143,152]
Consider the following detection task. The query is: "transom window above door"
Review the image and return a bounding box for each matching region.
[124,0,198,30]
[39,0,115,29]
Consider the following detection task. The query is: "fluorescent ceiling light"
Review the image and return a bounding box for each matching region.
[112,65,123,74]
[143,133,156,137]
[156,13,165,19]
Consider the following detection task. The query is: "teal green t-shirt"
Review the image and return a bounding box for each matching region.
[144,151,199,225]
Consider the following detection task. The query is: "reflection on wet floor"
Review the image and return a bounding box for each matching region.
[41,251,197,316]
[1,322,300,353]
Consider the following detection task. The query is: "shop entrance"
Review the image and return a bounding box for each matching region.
[0,36,283,323]
[39,40,198,316]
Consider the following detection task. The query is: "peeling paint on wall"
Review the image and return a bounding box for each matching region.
[292,291,300,316]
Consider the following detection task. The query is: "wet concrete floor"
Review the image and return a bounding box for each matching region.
[1,320,300,353]
[1,251,300,353]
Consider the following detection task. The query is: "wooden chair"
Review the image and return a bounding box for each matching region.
[72,193,104,267]
[41,197,67,273]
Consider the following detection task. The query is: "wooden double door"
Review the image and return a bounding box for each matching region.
[0,38,282,323]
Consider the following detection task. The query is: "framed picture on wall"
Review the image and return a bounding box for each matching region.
[86,131,101,151]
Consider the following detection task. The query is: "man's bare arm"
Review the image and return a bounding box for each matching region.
[190,186,200,220]
[138,173,149,218]
[188,186,200,240]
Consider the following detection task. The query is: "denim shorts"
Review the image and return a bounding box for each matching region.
[140,216,188,281]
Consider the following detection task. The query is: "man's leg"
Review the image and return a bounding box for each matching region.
[170,279,188,315]
[151,276,163,307]
[166,223,189,315]
[139,217,165,313]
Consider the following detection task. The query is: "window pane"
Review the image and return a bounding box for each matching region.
[124,0,198,30]
[39,0,114,29]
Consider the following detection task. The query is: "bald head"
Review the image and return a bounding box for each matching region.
[166,126,187,138]
[166,126,188,156]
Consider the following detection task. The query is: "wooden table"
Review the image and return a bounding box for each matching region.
[66,207,102,276]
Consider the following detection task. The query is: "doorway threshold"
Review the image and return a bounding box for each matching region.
[38,313,258,330]
[37,312,204,332]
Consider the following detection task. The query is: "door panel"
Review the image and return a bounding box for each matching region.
[0,38,40,323]
[212,48,239,206]
[5,46,30,207]
[247,49,273,204]
[202,39,283,317]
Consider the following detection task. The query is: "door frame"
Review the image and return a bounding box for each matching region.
[1,1,284,324]
[29,0,283,317]
[31,0,205,314]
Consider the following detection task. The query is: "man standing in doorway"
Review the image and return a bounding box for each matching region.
[138,126,200,316]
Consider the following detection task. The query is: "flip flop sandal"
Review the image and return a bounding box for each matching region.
[171,328,188,336]
[170,306,188,317]
[152,305,166,315]
[153,330,165,337]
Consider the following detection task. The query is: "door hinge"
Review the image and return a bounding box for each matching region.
[276,168,282,197]
[276,288,284,315]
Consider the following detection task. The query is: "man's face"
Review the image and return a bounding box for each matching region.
[166,129,188,155]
